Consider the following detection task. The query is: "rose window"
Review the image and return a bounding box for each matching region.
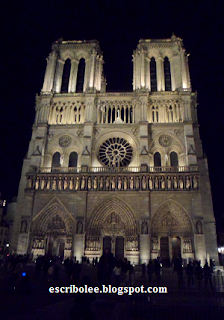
[98,137,133,167]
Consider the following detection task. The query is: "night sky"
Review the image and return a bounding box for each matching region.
[0,1,224,240]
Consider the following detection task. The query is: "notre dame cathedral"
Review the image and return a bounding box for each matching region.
[10,35,218,265]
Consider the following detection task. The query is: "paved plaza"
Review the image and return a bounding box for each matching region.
[0,262,224,320]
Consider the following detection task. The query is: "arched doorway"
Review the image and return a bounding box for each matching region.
[86,198,139,264]
[151,200,194,263]
[30,198,76,260]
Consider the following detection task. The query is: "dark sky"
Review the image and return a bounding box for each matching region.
[0,0,224,237]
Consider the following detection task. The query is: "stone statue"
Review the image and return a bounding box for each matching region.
[20,220,27,233]
[81,176,85,190]
[142,176,146,190]
[77,221,83,234]
[130,177,134,190]
[179,176,184,189]
[135,177,140,190]
[111,177,116,190]
[64,176,68,190]
[141,221,148,234]
[186,176,191,189]
[99,177,104,190]
[161,176,165,190]
[167,176,172,190]
[35,177,40,190]
[154,177,159,190]
[93,177,98,190]
[58,176,62,190]
[88,177,92,190]
[69,177,73,190]
[117,177,122,190]
[46,177,51,190]
[41,177,45,190]
[193,176,198,189]
[148,177,153,190]
[27,177,32,189]
[173,176,178,189]
[75,177,79,190]
[106,177,110,190]
[123,177,127,190]
[196,221,203,234]
[52,177,57,190]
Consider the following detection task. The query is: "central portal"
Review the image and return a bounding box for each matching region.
[103,236,124,260]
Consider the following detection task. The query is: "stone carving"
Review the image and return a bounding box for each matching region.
[141,221,148,234]
[193,176,198,189]
[151,237,159,253]
[161,214,178,226]
[117,177,122,190]
[93,177,98,190]
[59,135,71,147]
[159,134,172,147]
[88,177,92,190]
[130,177,134,190]
[196,221,203,234]
[123,177,127,190]
[186,176,191,189]
[81,176,85,190]
[167,176,172,190]
[77,221,83,234]
[20,220,27,233]
[183,238,193,253]
[161,176,165,190]
[99,177,104,190]
[148,177,153,190]
[142,176,146,190]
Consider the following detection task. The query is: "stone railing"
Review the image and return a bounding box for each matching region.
[34,165,198,174]
[26,171,199,192]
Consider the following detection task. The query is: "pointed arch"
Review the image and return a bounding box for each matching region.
[150,57,157,92]
[31,197,76,237]
[76,58,85,92]
[87,197,138,236]
[151,199,192,236]
[61,59,71,93]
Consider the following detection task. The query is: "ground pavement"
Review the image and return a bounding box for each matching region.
[0,263,224,320]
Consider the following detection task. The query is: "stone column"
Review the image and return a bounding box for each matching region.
[145,58,151,91]
[69,58,79,93]
[140,234,150,264]
[89,50,97,89]
[73,234,85,261]
[53,59,65,93]
[141,51,145,88]
[42,51,57,92]
[83,58,90,92]
[170,57,176,91]
[156,57,165,91]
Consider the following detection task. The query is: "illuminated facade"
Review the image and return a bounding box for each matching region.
[10,36,218,264]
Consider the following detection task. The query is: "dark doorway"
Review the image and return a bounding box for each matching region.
[103,236,112,252]
[160,237,169,263]
[171,237,181,260]
[59,242,65,259]
[47,238,53,255]
[115,237,124,260]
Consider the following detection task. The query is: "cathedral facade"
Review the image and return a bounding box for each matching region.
[10,36,218,264]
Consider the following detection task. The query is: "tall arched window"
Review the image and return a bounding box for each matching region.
[150,57,157,92]
[52,152,61,167]
[164,57,172,91]
[69,152,78,167]
[61,59,71,93]
[154,152,161,167]
[76,58,85,93]
[170,151,178,166]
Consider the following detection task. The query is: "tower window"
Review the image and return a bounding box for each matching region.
[150,57,157,92]
[154,152,161,167]
[164,57,172,91]
[61,59,71,93]
[76,58,85,93]
[52,152,61,167]
[170,152,178,166]
[69,152,78,167]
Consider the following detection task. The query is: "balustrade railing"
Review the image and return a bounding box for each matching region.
[35,165,198,174]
